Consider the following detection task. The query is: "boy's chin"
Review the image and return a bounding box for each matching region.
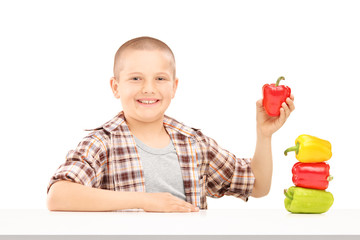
[129,110,166,123]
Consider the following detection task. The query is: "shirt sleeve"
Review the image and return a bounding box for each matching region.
[47,133,108,193]
[205,136,255,202]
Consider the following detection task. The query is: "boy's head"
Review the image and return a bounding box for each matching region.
[110,36,179,124]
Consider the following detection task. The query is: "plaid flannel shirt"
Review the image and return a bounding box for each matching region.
[47,111,255,209]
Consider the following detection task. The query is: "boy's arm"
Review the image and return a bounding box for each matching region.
[250,134,272,197]
[47,180,198,212]
[251,96,295,198]
[47,180,143,211]
[47,133,198,212]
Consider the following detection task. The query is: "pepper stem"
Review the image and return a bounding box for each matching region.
[284,142,300,156]
[284,189,293,200]
[327,175,334,182]
[275,76,285,86]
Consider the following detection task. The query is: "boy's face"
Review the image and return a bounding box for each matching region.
[110,49,178,124]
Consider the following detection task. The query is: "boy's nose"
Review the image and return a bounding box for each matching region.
[142,80,156,94]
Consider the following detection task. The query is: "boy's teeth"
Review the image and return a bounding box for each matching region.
[139,100,157,104]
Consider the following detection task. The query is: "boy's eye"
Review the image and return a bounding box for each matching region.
[130,77,166,81]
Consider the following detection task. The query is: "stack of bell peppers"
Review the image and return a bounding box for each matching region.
[283,134,334,214]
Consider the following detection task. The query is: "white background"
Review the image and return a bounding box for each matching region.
[1,0,359,210]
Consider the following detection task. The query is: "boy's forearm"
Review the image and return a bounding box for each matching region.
[47,180,146,211]
[251,131,273,197]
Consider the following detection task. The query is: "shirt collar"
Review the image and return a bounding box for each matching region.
[101,111,198,140]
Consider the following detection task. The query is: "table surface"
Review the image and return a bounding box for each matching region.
[0,209,359,235]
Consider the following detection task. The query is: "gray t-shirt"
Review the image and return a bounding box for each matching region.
[133,135,186,201]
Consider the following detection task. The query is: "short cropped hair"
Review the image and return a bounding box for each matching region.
[113,36,176,80]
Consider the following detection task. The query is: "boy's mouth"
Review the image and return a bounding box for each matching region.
[137,99,160,105]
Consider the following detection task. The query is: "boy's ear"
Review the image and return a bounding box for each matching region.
[110,77,120,99]
[172,77,179,98]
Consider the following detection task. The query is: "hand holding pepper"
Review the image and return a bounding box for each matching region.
[256,94,295,137]
[257,76,295,137]
[250,78,295,198]
[263,76,291,116]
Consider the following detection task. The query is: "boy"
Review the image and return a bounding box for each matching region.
[47,36,295,212]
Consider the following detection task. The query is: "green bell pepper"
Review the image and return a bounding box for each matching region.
[284,186,334,214]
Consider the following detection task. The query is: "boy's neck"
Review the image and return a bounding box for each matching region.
[125,115,168,140]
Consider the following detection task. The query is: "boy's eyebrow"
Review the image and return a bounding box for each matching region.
[128,72,143,75]
[156,72,171,76]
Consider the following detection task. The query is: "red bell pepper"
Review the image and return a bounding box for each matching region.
[292,162,333,190]
[262,76,291,116]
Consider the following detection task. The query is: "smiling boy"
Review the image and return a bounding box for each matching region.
[111,43,178,149]
[47,36,295,212]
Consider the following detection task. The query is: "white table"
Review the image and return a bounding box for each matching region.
[0,209,359,239]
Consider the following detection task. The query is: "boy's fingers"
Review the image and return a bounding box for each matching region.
[177,206,191,212]
[185,202,198,210]
[281,102,290,119]
[286,97,295,112]
[173,197,198,211]
[256,99,264,110]
[175,204,198,212]
[183,201,199,211]
[279,107,286,123]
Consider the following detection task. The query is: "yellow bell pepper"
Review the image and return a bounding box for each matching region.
[284,134,332,163]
